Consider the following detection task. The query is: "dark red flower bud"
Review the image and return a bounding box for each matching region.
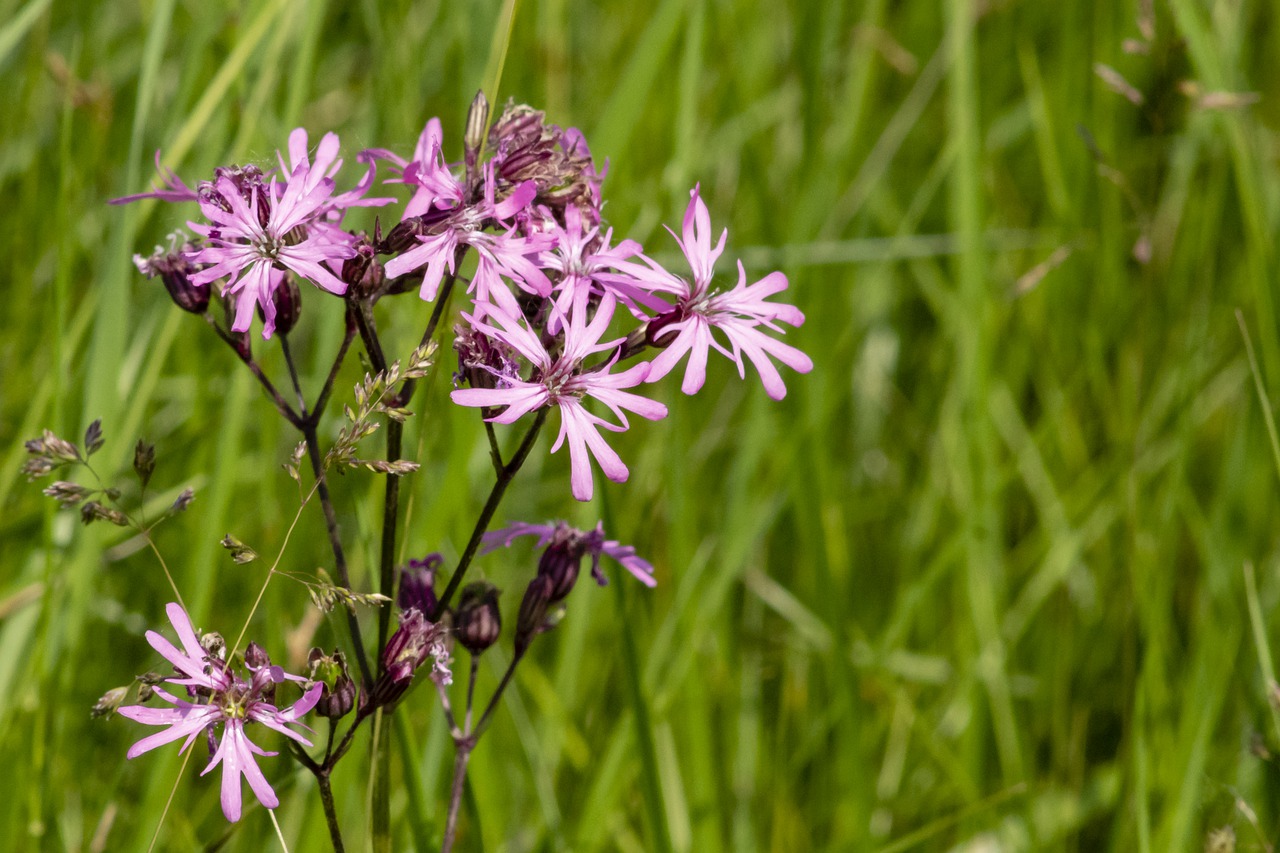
[398,554,442,616]
[454,582,502,655]
[515,575,555,656]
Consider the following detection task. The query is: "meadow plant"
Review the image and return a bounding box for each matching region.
[25,93,811,850]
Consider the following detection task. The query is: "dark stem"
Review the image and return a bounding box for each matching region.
[279,334,307,415]
[286,742,345,853]
[350,304,401,658]
[327,706,369,768]
[432,408,548,619]
[377,419,402,656]
[474,650,525,739]
[207,316,302,427]
[317,771,346,853]
[302,422,373,687]
[465,655,479,733]
[483,419,504,475]
[311,310,358,423]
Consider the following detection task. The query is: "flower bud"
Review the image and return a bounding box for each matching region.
[342,236,384,300]
[244,642,276,703]
[464,89,490,172]
[91,686,129,718]
[514,575,554,656]
[454,582,502,655]
[399,554,442,616]
[258,273,302,336]
[538,540,581,603]
[244,642,270,670]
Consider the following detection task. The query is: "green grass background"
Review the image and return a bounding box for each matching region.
[3,0,1280,850]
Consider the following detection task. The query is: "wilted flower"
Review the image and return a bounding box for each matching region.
[382,608,451,687]
[133,234,209,314]
[483,520,656,588]
[116,603,322,823]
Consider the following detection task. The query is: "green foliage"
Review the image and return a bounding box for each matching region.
[3,0,1280,850]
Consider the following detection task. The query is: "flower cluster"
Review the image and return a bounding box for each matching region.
[116,99,812,502]
[104,97,812,840]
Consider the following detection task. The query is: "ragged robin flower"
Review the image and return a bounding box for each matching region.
[613,185,813,399]
[116,603,321,823]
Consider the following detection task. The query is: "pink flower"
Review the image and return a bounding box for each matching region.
[483,520,656,587]
[364,117,463,218]
[537,202,649,329]
[619,186,813,399]
[451,286,667,501]
[186,158,356,338]
[117,603,321,823]
[108,150,200,205]
[278,128,395,222]
[384,163,547,301]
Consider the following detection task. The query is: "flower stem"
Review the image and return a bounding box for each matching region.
[350,304,402,659]
[317,770,347,853]
[441,741,473,853]
[206,315,302,427]
[311,310,358,423]
[302,422,373,687]
[432,408,547,619]
[473,649,525,739]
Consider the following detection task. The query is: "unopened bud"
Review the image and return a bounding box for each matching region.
[398,554,442,616]
[515,575,554,656]
[91,686,129,718]
[465,90,490,169]
[343,236,384,300]
[259,274,302,336]
[244,642,270,670]
[538,542,581,603]
[454,582,502,655]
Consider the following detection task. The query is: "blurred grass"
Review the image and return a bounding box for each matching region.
[3,0,1280,850]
